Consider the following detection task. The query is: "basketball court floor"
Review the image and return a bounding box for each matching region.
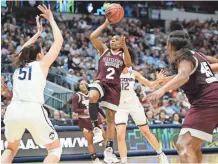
[56,154,218,163]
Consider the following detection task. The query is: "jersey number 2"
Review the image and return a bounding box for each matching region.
[106,67,115,79]
[18,66,32,80]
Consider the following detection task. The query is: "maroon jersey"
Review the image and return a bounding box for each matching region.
[72,92,89,117]
[96,49,125,84]
[181,51,218,108]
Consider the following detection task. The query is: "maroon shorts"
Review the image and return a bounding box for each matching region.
[89,81,121,111]
[78,115,103,131]
[182,107,218,135]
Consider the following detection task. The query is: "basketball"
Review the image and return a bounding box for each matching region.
[105,3,124,24]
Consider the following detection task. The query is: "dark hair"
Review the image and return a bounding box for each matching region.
[172,112,182,123]
[167,30,191,51]
[169,21,184,32]
[168,30,195,72]
[74,79,89,92]
[13,43,41,68]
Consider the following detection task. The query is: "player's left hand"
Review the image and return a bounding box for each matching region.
[121,36,127,49]
[156,69,167,80]
[144,88,165,105]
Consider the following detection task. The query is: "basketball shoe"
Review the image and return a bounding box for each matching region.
[104,147,120,163]
[92,158,103,164]
[93,127,104,144]
[158,152,169,164]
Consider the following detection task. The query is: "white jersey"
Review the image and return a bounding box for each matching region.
[120,67,137,103]
[12,61,46,104]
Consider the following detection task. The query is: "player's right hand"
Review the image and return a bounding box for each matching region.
[38,5,54,22]
[104,18,110,26]
[36,15,43,34]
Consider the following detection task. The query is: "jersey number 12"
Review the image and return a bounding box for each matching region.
[18,66,32,80]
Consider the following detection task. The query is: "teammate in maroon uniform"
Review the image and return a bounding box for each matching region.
[71,79,105,164]
[146,30,218,163]
[89,18,132,163]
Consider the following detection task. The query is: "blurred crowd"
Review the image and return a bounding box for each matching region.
[1,12,218,127]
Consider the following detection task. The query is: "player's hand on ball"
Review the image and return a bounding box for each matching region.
[36,15,43,34]
[121,37,127,49]
[38,4,54,22]
[104,18,110,26]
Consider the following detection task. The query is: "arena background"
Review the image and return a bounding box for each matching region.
[1,0,218,163]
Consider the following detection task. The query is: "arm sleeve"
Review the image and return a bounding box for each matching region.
[72,94,86,114]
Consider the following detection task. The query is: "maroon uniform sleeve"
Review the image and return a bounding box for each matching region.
[72,94,86,114]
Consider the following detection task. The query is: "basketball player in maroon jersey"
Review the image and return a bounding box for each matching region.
[88,18,132,163]
[146,30,218,163]
[71,79,105,164]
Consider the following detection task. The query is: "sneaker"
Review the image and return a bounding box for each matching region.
[158,152,169,164]
[93,127,104,144]
[104,147,120,164]
[92,158,103,164]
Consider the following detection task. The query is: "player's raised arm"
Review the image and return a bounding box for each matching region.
[38,5,63,68]
[121,37,132,67]
[21,16,42,49]
[89,19,109,55]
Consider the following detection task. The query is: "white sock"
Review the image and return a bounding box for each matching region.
[156,149,163,154]
[121,157,127,163]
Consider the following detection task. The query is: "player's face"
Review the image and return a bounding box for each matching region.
[37,47,45,60]
[79,80,88,92]
[110,35,121,50]
[166,41,173,56]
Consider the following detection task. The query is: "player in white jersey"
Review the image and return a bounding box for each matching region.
[2,5,64,164]
[115,67,169,164]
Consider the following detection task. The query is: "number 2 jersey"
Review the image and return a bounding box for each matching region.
[181,51,218,108]
[95,48,125,84]
[12,61,46,104]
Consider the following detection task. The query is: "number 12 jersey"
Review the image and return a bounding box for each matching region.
[12,61,46,104]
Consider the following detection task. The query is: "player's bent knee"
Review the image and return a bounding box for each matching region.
[48,146,63,160]
[89,93,99,103]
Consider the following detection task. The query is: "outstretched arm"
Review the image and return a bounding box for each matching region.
[22,16,42,49]
[89,19,109,55]
[38,5,64,68]
[146,60,193,102]
[133,70,156,88]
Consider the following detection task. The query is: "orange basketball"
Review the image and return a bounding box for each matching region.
[105,3,124,24]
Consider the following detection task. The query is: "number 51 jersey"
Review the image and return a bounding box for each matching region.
[12,61,46,104]
[95,49,125,84]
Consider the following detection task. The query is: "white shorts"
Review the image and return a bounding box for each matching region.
[4,101,58,146]
[115,99,147,126]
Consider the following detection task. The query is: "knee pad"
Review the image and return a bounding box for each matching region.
[48,146,62,159]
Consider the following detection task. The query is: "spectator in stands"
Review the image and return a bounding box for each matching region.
[146,110,154,124]
[171,112,182,125]
[65,69,80,91]
[51,111,61,126]
[154,109,170,124]
[160,95,175,116]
